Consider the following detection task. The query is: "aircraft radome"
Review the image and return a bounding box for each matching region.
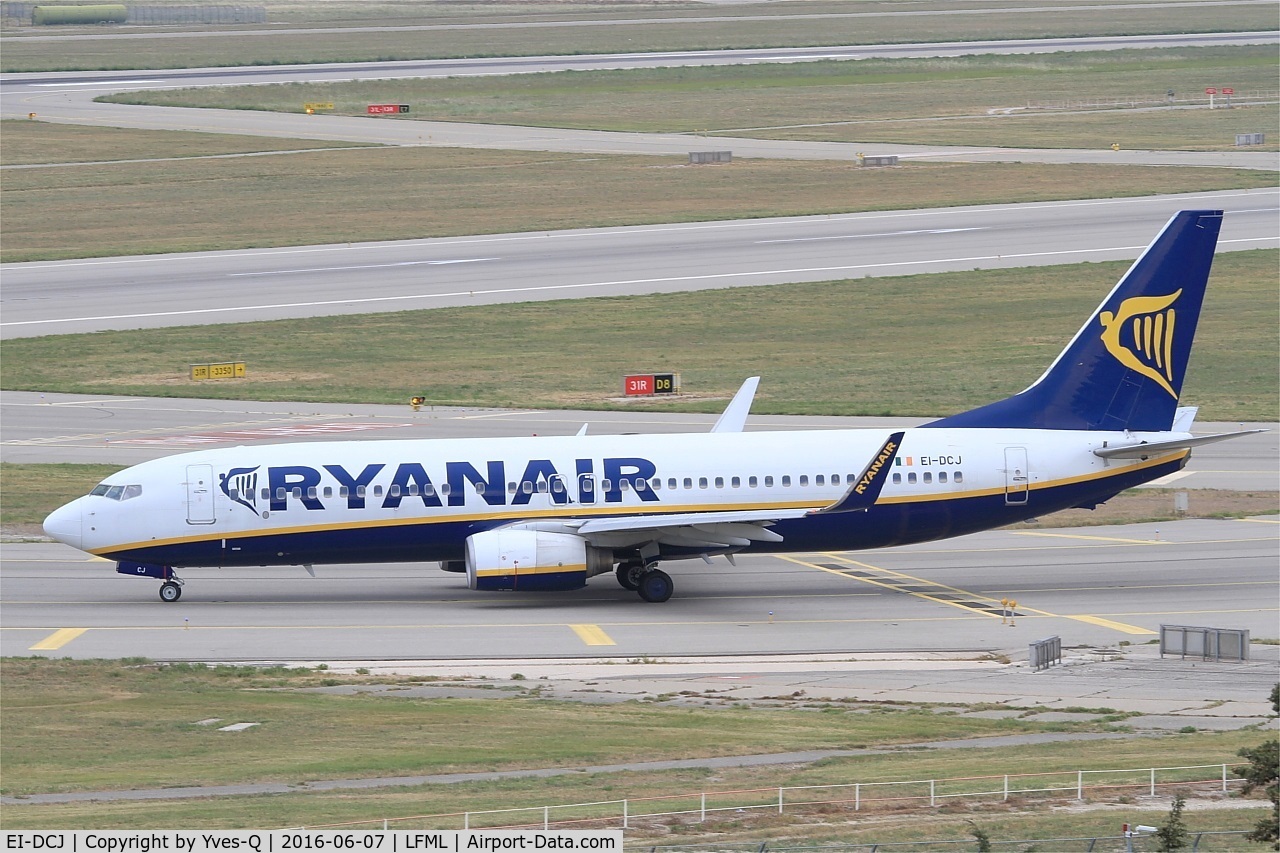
[44,210,1261,603]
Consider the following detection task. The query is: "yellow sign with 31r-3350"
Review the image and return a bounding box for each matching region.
[190,361,246,380]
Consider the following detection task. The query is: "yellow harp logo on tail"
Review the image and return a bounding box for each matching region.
[1098,289,1182,399]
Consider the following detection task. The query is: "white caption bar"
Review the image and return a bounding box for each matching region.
[2,832,622,853]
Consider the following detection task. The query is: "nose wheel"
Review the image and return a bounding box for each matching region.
[159,577,184,602]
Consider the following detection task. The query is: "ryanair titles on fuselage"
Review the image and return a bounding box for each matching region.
[219,457,661,515]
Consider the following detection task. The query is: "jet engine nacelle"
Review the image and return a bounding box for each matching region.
[465,529,612,592]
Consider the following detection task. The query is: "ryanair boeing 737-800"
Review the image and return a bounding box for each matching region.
[43,210,1260,603]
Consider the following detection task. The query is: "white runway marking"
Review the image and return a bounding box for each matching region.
[228,258,496,276]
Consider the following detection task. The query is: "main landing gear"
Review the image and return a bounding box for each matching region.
[615,559,674,603]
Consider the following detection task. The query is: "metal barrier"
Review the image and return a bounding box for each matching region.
[1029,635,1061,670]
[1161,624,1250,661]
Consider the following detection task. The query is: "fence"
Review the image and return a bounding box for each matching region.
[296,763,1251,831]
[632,833,1256,851]
[1023,91,1278,110]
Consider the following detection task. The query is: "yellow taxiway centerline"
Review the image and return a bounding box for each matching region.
[784,553,1159,636]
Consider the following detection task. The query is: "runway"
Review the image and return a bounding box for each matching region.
[3,516,1276,660]
[4,192,1278,337]
[2,389,1276,662]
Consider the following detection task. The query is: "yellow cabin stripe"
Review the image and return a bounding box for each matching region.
[29,628,88,650]
[569,624,616,646]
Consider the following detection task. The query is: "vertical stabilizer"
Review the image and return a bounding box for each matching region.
[927,210,1222,432]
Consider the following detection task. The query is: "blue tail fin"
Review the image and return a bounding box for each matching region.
[926,209,1222,432]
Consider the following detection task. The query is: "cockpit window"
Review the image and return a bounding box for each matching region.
[89,483,143,501]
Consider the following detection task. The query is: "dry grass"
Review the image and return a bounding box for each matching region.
[4,0,1274,71]
[1,125,1271,262]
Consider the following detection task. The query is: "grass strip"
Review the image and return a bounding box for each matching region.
[0,658,1127,797]
[3,121,1271,263]
[104,47,1280,152]
[0,660,1272,836]
[3,251,1275,421]
[0,122,380,165]
[5,1,1275,72]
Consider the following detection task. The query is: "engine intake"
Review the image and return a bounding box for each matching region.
[465,529,612,592]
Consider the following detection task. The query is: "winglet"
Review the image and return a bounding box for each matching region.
[711,376,760,433]
[812,431,904,514]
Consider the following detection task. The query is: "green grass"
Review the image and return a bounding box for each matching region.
[0,657,1273,840]
[0,658,1114,797]
[0,463,121,527]
[1,123,1271,263]
[0,122,380,165]
[104,47,1280,151]
[5,0,1275,72]
[2,251,1275,421]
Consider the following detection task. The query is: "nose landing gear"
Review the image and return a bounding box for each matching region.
[116,561,184,601]
[159,578,184,602]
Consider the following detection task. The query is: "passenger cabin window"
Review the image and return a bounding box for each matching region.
[668,478,678,490]
[939,472,948,483]
[765,476,774,488]
[731,476,741,488]
[954,471,964,483]
[781,476,791,487]
[908,472,917,484]
[698,477,709,489]
[815,475,825,486]
[923,473,932,484]
[715,476,724,489]
[799,475,809,487]
[893,473,902,484]
[749,476,758,488]
[683,478,693,489]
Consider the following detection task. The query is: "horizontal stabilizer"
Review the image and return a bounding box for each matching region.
[1093,429,1266,459]
[812,431,904,514]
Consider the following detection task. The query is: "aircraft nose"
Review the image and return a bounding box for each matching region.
[43,499,83,551]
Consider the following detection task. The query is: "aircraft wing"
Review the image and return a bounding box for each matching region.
[563,432,905,549]
[572,509,806,549]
